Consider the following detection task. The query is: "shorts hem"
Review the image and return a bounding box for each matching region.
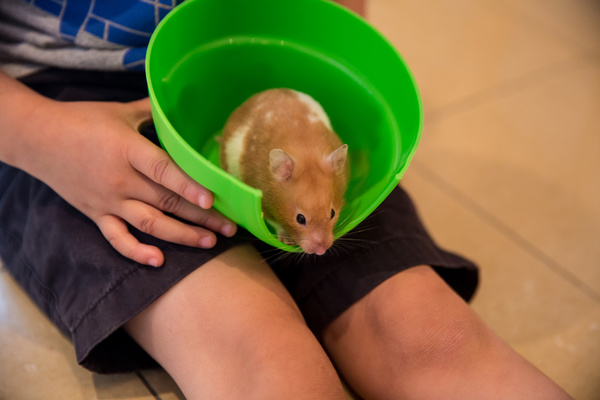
[73,239,248,373]
[297,236,478,340]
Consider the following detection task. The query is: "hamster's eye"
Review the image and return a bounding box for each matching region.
[330,209,335,219]
[296,214,306,225]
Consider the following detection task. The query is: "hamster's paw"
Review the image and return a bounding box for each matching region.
[277,228,296,246]
[266,219,296,246]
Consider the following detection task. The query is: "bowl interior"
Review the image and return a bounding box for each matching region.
[147,0,423,250]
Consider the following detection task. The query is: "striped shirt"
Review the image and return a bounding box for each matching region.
[0,0,182,77]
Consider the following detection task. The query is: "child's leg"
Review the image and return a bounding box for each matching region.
[125,244,345,400]
[323,265,573,400]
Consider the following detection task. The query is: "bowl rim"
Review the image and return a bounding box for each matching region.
[146,0,424,251]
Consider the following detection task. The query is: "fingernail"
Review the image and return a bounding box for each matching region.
[148,258,158,267]
[199,195,208,209]
[222,224,235,237]
[200,237,214,248]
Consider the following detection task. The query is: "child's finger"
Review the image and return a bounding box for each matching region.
[96,214,164,267]
[126,136,215,209]
[134,180,237,237]
[119,199,218,249]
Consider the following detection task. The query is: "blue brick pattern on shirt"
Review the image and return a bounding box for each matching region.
[123,46,147,71]
[32,0,63,17]
[61,0,93,40]
[91,0,156,41]
[30,0,183,70]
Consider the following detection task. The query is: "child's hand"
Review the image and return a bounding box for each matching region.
[18,97,237,267]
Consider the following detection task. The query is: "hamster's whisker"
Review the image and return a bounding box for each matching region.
[334,210,359,234]
[286,250,308,267]
[337,234,375,246]
[227,234,266,243]
[259,247,288,258]
[335,207,386,234]
[261,249,287,263]
[335,234,375,248]
[341,224,378,236]
[364,208,387,220]
[298,251,308,264]
[335,240,367,250]
[269,250,300,266]
[336,216,366,233]
[337,236,377,244]
[329,244,343,257]
[330,242,351,256]
[334,213,353,231]
[279,254,297,268]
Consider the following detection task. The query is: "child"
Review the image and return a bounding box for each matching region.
[0,1,572,398]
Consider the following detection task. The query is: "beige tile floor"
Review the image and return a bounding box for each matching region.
[1,0,599,399]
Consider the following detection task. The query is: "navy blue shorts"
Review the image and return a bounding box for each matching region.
[0,69,478,374]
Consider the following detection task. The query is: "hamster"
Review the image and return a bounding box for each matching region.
[220,89,349,255]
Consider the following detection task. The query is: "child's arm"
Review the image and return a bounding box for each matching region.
[0,71,237,267]
[334,0,365,17]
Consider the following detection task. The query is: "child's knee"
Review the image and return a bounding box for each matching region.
[230,316,345,399]
[363,266,487,371]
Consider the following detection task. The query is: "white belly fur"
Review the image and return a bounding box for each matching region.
[224,123,251,179]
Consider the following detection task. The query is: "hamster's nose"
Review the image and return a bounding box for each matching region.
[314,245,326,256]
[310,236,332,255]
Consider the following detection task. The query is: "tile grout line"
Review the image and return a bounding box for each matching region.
[136,371,162,400]
[425,55,586,125]
[411,160,600,305]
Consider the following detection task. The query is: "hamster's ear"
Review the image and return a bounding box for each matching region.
[270,149,294,181]
[325,144,348,174]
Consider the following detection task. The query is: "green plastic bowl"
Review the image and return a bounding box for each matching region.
[146,0,423,251]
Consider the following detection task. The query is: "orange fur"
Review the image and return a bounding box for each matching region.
[220,89,349,254]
